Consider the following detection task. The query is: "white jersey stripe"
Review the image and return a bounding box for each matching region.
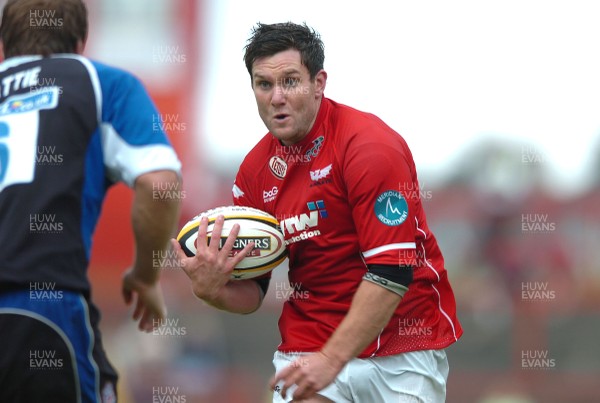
[370,328,384,357]
[100,123,182,187]
[362,242,416,258]
[422,243,440,282]
[415,218,458,341]
[431,284,459,341]
[66,55,103,124]
[415,217,427,238]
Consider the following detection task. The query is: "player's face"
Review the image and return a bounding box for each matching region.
[251,49,326,145]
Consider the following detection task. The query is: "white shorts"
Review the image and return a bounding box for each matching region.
[272,349,448,403]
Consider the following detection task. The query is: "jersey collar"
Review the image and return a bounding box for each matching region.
[0,55,43,72]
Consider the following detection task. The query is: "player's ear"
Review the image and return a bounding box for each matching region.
[313,69,327,98]
[75,38,86,55]
[0,41,5,62]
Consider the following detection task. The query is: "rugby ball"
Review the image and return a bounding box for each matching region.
[176,206,287,280]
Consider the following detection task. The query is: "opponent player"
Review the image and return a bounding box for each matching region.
[0,0,181,401]
[175,22,462,402]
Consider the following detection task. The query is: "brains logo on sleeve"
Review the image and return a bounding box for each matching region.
[374,190,408,226]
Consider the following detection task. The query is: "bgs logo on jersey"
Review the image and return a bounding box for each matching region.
[263,186,278,203]
[374,190,408,226]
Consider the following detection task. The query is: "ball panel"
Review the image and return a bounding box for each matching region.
[176,221,200,257]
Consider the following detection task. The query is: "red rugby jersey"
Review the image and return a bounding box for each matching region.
[233,97,462,357]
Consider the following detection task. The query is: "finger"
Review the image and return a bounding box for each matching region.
[220,222,240,252]
[132,296,143,321]
[122,284,132,305]
[195,216,210,252]
[139,310,154,333]
[271,365,298,398]
[292,380,315,401]
[171,239,193,277]
[158,303,167,321]
[229,240,254,268]
[281,372,302,400]
[219,223,246,267]
[138,310,149,332]
[208,215,225,251]
[270,366,291,390]
[170,238,187,261]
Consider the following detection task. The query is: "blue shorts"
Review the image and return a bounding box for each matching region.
[0,289,117,403]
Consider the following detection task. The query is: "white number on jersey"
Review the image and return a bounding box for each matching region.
[0,88,59,193]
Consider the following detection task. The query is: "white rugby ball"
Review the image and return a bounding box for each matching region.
[176,206,287,280]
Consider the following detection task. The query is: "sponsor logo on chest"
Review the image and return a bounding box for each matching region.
[279,200,328,246]
[269,156,287,179]
[263,186,278,203]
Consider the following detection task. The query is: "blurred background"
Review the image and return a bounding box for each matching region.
[41,0,600,401]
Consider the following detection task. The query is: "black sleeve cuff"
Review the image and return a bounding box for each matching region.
[367,264,413,288]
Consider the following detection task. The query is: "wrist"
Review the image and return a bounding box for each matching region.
[194,282,227,306]
[319,346,352,370]
[129,265,160,286]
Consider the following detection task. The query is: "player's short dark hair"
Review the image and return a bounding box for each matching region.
[243,22,324,80]
[0,0,88,58]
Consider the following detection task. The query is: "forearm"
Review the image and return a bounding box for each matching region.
[320,280,402,365]
[132,170,181,283]
[203,280,264,314]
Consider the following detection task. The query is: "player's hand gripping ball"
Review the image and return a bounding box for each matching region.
[177,206,287,280]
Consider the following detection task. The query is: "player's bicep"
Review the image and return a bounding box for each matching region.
[98,68,181,186]
[343,140,418,265]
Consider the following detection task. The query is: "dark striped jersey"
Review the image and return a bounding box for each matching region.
[233,97,462,356]
[0,55,181,293]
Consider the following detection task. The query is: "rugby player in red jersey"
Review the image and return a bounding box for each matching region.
[174,22,462,402]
